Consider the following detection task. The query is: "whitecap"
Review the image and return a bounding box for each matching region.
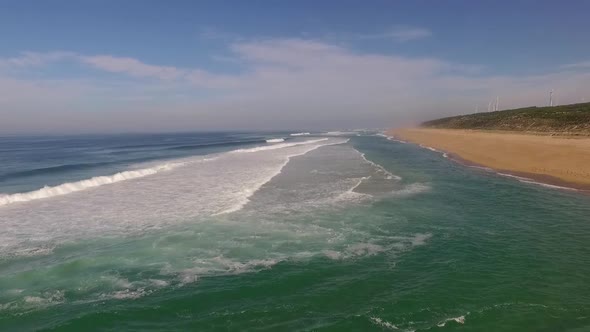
[0,161,186,207]
[370,317,399,330]
[266,138,285,143]
[232,138,328,153]
[437,314,467,327]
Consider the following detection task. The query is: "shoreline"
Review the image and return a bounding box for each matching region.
[446,151,590,193]
[387,128,590,193]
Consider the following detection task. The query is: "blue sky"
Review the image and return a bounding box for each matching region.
[1,0,589,133]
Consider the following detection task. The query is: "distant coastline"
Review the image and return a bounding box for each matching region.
[421,102,590,135]
[389,103,590,191]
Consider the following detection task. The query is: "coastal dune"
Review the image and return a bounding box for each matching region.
[389,128,590,189]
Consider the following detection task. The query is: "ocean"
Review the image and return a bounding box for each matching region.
[1,131,589,331]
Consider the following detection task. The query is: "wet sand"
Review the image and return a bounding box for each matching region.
[388,128,590,190]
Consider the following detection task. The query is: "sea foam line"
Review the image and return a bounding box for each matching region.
[0,162,187,207]
[266,138,285,143]
[369,317,399,330]
[496,172,578,191]
[214,139,347,215]
[377,132,408,144]
[355,149,402,180]
[232,138,328,153]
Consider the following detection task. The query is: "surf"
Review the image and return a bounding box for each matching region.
[0,138,330,207]
[0,162,186,207]
[265,138,285,143]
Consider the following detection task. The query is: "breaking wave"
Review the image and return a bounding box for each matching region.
[266,138,285,143]
[0,162,186,207]
[290,132,310,136]
[232,138,328,153]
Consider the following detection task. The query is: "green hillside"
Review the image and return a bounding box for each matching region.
[422,102,590,134]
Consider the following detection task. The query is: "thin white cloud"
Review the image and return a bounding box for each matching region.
[1,39,589,133]
[79,55,185,80]
[0,51,75,67]
[561,60,590,69]
[358,26,432,42]
[0,52,186,80]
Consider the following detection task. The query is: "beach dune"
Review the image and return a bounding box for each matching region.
[389,128,590,189]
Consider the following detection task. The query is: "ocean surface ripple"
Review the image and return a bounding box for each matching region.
[1,132,589,331]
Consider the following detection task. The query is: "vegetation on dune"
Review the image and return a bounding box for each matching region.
[422,102,590,134]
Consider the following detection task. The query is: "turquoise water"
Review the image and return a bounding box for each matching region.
[1,133,589,331]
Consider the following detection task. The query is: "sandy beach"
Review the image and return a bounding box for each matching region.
[389,128,590,190]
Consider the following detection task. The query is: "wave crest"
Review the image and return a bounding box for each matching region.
[266,138,285,143]
[232,138,328,153]
[0,162,185,207]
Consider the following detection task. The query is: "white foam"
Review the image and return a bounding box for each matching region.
[175,257,281,284]
[329,175,373,204]
[232,138,328,153]
[215,139,341,215]
[420,144,441,153]
[23,290,65,307]
[351,176,371,192]
[467,165,495,172]
[417,143,451,159]
[323,243,387,260]
[324,131,355,136]
[391,183,431,197]
[106,288,150,300]
[497,172,532,181]
[149,279,169,287]
[522,180,577,191]
[0,137,443,313]
[0,139,332,208]
[497,172,578,191]
[357,151,402,180]
[381,133,408,144]
[290,132,310,136]
[211,256,280,274]
[0,162,186,207]
[437,315,466,327]
[370,317,399,330]
[410,233,432,246]
[346,243,386,257]
[0,138,352,258]
[266,138,285,143]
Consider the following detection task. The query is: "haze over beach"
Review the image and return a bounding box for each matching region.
[1,1,590,331]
